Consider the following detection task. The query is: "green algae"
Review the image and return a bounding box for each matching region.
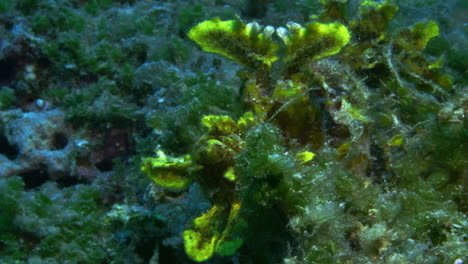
[0,0,465,263]
[0,177,116,264]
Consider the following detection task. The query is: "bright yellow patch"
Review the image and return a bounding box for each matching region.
[337,142,351,160]
[223,166,236,181]
[183,229,218,262]
[413,21,439,50]
[296,151,316,163]
[193,205,221,228]
[215,202,243,256]
[387,135,403,147]
[280,21,350,61]
[237,112,255,132]
[141,150,192,189]
[201,115,237,134]
[188,18,279,68]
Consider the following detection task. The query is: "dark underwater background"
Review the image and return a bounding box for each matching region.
[0,1,466,263]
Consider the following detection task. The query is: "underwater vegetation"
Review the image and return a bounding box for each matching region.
[0,0,466,263]
[142,0,467,263]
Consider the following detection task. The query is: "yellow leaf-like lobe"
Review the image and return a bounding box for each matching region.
[223,166,237,181]
[201,115,238,134]
[296,151,316,163]
[280,21,350,75]
[188,18,278,69]
[141,150,192,189]
[183,230,218,262]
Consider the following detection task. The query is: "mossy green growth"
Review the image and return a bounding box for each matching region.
[0,177,22,234]
[0,177,117,263]
[0,0,13,13]
[84,0,115,14]
[177,3,204,34]
[240,124,286,169]
[0,87,15,110]
[145,68,245,154]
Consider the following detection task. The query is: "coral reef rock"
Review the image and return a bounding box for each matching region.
[0,109,77,182]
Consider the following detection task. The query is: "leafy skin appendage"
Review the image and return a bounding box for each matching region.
[188,17,279,70]
[277,21,350,76]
